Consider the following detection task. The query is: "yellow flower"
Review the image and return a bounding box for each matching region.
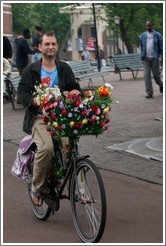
[103,107,109,114]
[82,119,88,124]
[53,121,58,127]
[70,121,75,127]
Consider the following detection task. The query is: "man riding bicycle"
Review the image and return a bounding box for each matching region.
[17,31,81,206]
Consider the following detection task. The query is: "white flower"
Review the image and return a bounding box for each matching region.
[105,83,114,90]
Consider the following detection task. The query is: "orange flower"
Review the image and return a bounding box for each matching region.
[98,86,110,97]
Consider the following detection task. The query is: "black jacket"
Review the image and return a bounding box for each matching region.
[3,36,12,59]
[17,59,81,134]
[16,37,34,68]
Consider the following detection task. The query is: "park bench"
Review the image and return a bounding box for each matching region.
[109,53,144,80]
[67,60,113,88]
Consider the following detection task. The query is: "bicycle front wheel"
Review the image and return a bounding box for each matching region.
[70,158,106,243]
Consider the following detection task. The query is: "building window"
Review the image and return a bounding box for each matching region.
[77,27,82,38]
[91,27,95,38]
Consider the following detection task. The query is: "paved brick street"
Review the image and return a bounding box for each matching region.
[2,70,164,243]
[3,70,163,184]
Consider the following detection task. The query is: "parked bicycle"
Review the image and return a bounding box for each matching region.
[27,135,106,243]
[3,74,20,110]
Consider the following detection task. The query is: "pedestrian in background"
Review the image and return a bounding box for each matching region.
[139,20,163,98]
[81,47,90,61]
[3,58,12,96]
[15,28,34,75]
[31,26,42,62]
[3,36,13,61]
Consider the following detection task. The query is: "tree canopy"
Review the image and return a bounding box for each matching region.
[104,3,163,53]
[12,3,70,46]
[12,3,163,53]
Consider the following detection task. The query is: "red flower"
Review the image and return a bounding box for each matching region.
[73,122,82,129]
[42,115,49,123]
[57,125,62,131]
[50,132,56,137]
[50,112,57,120]
[81,110,87,116]
[105,118,110,123]
[61,108,68,115]
[100,121,106,127]
[75,100,81,107]
[89,118,96,124]
[91,105,99,112]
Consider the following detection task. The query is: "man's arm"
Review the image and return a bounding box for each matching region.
[17,66,35,108]
[21,39,34,55]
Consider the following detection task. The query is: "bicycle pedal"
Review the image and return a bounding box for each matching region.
[42,194,60,211]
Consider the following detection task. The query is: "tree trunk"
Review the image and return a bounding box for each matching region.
[119,19,134,53]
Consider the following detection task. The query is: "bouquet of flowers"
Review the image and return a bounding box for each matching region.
[34,79,112,138]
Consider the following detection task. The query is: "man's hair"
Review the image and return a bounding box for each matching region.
[23,28,30,36]
[35,26,42,31]
[146,20,154,26]
[39,31,57,44]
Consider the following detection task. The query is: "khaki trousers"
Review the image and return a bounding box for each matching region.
[31,118,54,194]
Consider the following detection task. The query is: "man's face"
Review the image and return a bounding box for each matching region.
[146,22,153,32]
[39,35,58,58]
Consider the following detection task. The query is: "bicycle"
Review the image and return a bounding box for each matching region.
[3,74,20,110]
[27,135,107,243]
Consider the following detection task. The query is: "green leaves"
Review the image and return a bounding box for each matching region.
[104,3,163,51]
[12,3,70,46]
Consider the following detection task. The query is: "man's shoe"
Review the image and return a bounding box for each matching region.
[145,94,153,98]
[159,84,163,94]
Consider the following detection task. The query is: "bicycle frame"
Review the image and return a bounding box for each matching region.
[54,136,89,200]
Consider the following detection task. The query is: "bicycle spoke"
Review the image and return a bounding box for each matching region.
[70,158,106,243]
[85,203,99,235]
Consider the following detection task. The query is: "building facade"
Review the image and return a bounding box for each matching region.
[3,3,13,38]
[60,4,120,62]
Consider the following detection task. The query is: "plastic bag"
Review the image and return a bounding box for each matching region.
[11,135,35,181]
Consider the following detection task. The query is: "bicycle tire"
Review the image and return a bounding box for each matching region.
[27,177,52,221]
[70,158,106,243]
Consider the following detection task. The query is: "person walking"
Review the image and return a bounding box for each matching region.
[81,48,90,61]
[17,31,81,206]
[31,26,42,62]
[3,36,12,97]
[3,58,12,97]
[139,20,163,98]
[15,28,34,75]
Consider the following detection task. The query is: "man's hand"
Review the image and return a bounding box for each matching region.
[31,97,38,107]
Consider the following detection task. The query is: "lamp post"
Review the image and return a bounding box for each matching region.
[113,15,121,54]
[92,3,100,71]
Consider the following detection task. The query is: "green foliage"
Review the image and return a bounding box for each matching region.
[12,3,163,51]
[104,3,163,48]
[12,3,70,45]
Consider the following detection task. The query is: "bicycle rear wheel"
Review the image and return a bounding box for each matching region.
[70,158,106,243]
[27,177,51,221]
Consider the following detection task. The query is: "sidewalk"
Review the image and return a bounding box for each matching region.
[3,70,163,184]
